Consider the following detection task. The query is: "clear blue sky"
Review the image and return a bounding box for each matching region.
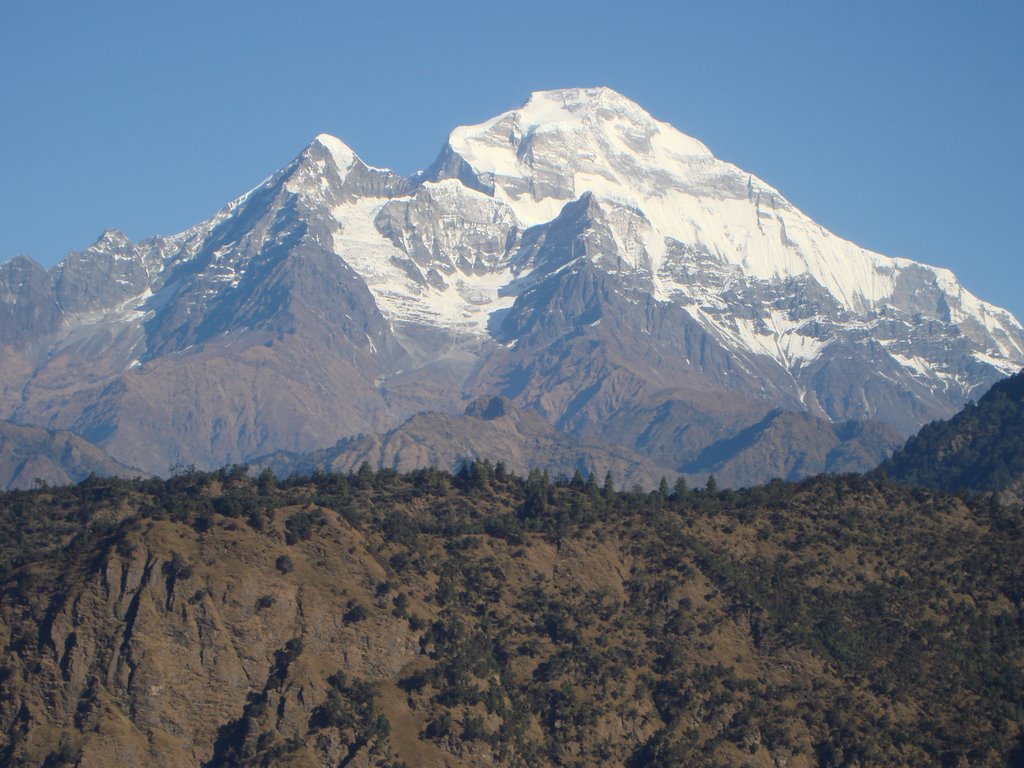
[2,1,1022,318]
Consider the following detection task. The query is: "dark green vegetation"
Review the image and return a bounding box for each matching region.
[880,369,1024,500]
[0,462,1021,767]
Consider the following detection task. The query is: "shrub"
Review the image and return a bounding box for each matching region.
[256,595,276,611]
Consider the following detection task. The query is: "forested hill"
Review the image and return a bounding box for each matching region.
[878,369,1024,499]
[0,464,1022,766]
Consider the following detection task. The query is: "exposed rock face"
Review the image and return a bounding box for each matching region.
[0,256,64,343]
[0,496,420,766]
[1,88,1021,483]
[375,182,521,279]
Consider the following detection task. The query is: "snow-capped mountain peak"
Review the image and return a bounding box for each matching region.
[311,133,358,169]
[94,229,133,249]
[284,133,363,197]
[442,87,714,226]
[450,87,714,170]
[3,87,1021,478]
[429,88,1023,375]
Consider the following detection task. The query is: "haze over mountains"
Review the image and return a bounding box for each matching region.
[1,87,1021,485]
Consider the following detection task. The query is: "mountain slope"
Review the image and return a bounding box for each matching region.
[427,88,1022,432]
[1,87,1021,481]
[263,396,900,489]
[0,420,138,489]
[259,395,677,486]
[0,143,414,472]
[682,410,902,488]
[878,369,1024,499]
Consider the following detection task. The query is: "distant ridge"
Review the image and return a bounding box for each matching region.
[259,398,900,489]
[0,420,138,490]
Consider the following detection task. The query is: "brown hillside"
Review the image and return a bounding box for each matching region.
[0,468,1020,766]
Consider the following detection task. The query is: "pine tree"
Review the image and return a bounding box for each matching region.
[602,471,615,496]
[356,461,375,487]
[705,474,719,495]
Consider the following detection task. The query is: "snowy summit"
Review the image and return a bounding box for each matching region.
[1,87,1022,475]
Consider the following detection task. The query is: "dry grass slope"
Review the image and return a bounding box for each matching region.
[0,465,1020,767]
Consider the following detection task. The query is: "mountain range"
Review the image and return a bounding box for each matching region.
[2,87,1021,485]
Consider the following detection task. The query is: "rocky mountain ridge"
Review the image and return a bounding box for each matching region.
[2,87,1021,482]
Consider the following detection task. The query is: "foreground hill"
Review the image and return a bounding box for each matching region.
[879,369,1024,500]
[0,466,1021,766]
